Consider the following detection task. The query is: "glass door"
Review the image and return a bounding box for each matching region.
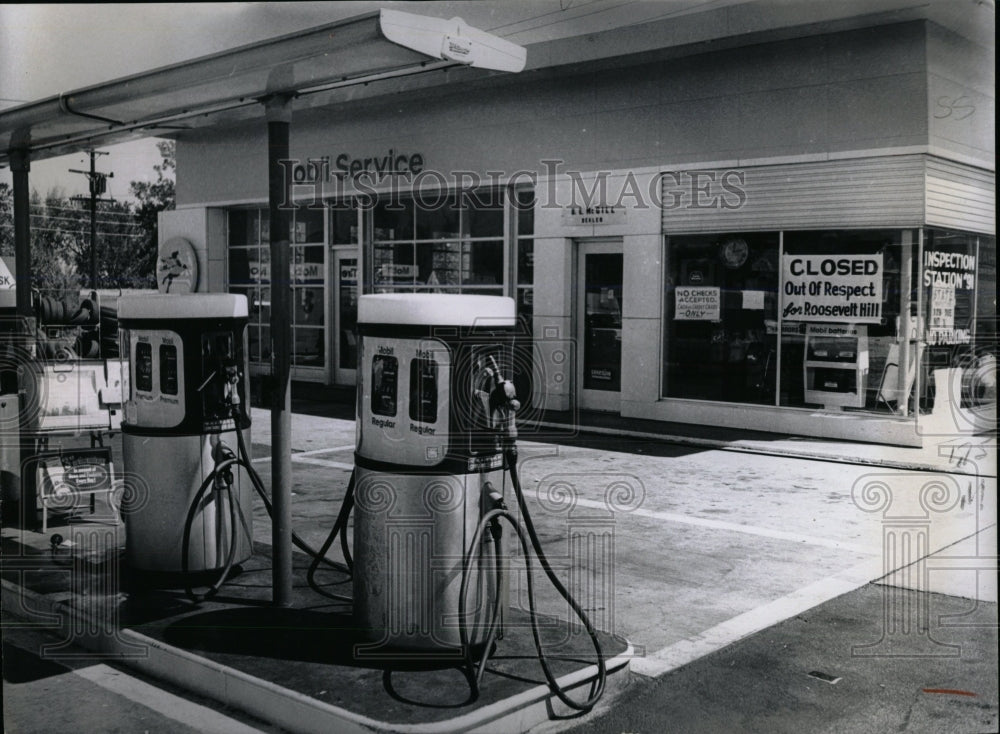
[333,249,359,384]
[577,239,624,411]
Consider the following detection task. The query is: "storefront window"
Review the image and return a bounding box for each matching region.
[368,188,512,295]
[513,188,536,413]
[330,202,359,245]
[227,206,327,370]
[779,229,911,413]
[291,244,325,367]
[663,232,779,404]
[921,229,996,413]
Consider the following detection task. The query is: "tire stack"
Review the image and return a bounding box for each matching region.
[34,292,104,360]
[71,295,101,359]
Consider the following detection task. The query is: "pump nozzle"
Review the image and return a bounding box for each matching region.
[483,481,505,511]
[224,359,241,406]
[212,442,237,488]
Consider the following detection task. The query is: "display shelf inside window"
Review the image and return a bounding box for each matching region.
[427,236,461,289]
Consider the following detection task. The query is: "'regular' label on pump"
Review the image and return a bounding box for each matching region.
[359,335,450,467]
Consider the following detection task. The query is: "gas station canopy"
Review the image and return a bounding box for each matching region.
[0,9,526,167]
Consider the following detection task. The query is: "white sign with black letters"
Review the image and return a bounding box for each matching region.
[675,286,721,321]
[781,254,883,323]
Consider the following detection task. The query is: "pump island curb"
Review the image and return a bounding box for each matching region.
[0,578,634,734]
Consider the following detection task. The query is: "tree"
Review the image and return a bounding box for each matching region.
[0,183,12,259]
[0,140,174,295]
[130,139,176,278]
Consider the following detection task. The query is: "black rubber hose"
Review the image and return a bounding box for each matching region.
[181,456,242,603]
[305,471,356,603]
[461,505,605,710]
[504,446,607,712]
[459,508,508,700]
[230,410,354,593]
[181,402,355,605]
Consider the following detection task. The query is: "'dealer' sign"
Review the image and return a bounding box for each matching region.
[781,254,883,323]
[562,205,626,226]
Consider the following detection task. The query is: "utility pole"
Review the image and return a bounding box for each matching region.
[69,150,113,289]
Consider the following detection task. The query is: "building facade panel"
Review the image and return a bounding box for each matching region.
[926,22,995,165]
[925,158,996,235]
[661,156,927,233]
[159,18,995,446]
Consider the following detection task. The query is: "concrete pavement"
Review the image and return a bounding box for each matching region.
[559,584,998,734]
[247,406,996,650]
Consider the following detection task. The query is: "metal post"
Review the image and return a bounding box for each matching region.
[11,149,31,319]
[265,94,294,607]
[89,151,98,289]
[9,149,33,529]
[899,231,913,417]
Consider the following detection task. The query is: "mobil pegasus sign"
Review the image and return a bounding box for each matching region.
[781,254,883,323]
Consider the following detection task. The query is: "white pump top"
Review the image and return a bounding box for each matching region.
[117,293,248,320]
[358,293,515,327]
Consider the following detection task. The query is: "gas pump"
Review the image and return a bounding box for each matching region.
[115,291,606,709]
[118,294,253,585]
[353,293,515,653]
[351,293,606,708]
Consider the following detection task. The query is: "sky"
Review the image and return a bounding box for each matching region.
[0,1,713,201]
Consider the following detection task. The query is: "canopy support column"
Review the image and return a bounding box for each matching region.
[264,94,295,607]
[11,149,31,320]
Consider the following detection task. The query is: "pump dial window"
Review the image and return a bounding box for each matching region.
[371,355,398,417]
[135,342,153,393]
[159,344,178,395]
[409,357,438,423]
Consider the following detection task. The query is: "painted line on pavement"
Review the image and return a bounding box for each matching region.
[74,663,265,733]
[295,444,356,456]
[289,456,355,470]
[570,496,872,553]
[631,558,882,678]
[252,444,354,464]
[252,455,354,471]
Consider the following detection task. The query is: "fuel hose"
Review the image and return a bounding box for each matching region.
[180,408,355,604]
[459,449,607,711]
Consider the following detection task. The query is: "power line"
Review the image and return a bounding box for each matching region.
[0,224,145,238]
[30,204,137,216]
[30,213,141,228]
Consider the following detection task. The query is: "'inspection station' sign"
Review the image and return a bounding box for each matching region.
[781,254,883,323]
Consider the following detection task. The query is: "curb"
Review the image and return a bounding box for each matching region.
[1,578,633,734]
